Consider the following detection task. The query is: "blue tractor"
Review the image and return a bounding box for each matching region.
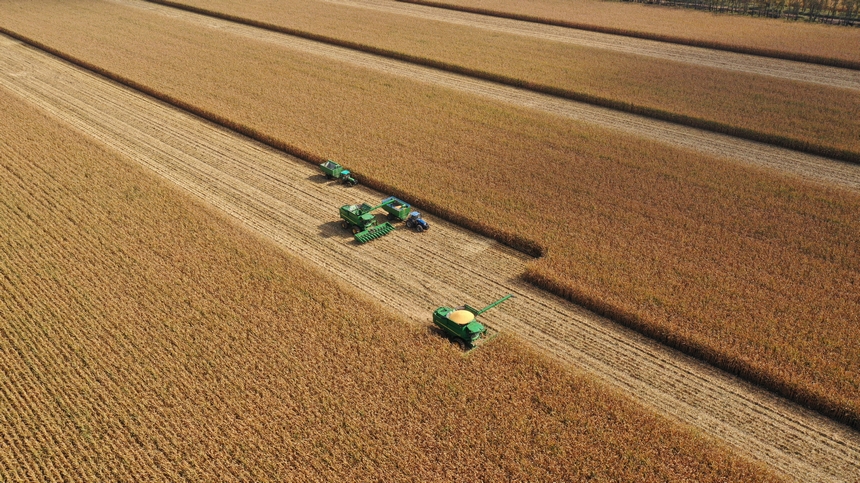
[405,211,429,232]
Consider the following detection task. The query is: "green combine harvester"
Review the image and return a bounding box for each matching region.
[433,294,513,351]
[339,196,412,243]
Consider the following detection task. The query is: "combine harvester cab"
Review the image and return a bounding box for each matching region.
[339,203,395,243]
[433,294,512,351]
[339,197,417,243]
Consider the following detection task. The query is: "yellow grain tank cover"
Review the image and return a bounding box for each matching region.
[448,310,475,325]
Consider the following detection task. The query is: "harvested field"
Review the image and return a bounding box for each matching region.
[395,0,860,66]
[1,0,858,429]
[145,0,860,159]
[158,0,860,89]
[2,37,858,482]
[6,0,860,190]
[1,82,788,482]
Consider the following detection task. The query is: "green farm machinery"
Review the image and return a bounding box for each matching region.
[433,294,512,351]
[339,196,412,243]
[320,160,357,187]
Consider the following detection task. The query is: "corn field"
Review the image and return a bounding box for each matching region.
[1,0,856,428]
[0,84,782,481]
[399,0,860,65]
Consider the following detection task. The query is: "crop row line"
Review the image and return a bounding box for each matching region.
[394,0,860,70]
[3,22,858,431]
[0,27,547,264]
[140,0,860,167]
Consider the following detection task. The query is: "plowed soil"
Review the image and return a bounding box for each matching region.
[116,0,860,191]
[2,37,857,482]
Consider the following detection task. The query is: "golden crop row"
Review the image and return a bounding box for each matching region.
[0,87,779,480]
[162,0,860,159]
[406,0,860,65]
[1,0,855,426]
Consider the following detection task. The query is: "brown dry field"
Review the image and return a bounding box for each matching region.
[155,0,860,157]
[405,0,860,64]
[0,0,857,427]
[0,78,786,481]
[3,36,858,480]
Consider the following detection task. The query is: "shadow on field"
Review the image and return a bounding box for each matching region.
[307,173,331,184]
[318,220,352,239]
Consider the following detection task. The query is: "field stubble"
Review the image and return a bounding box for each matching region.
[1,0,858,430]
[87,0,860,192]
[1,37,858,481]
[144,0,860,161]
[393,0,860,65]
[0,54,789,481]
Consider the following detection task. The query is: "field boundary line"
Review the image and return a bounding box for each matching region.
[394,0,860,70]
[141,0,860,166]
[3,25,858,430]
[0,26,544,262]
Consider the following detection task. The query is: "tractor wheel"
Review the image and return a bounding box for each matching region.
[416,225,424,233]
[406,220,414,229]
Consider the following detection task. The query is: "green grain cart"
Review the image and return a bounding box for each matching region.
[320,160,357,187]
[433,294,512,350]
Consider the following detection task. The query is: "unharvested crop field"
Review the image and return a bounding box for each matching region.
[0,79,784,481]
[150,0,860,160]
[399,0,860,65]
[1,0,858,429]
[6,37,860,481]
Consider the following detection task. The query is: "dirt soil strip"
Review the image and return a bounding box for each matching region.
[324,0,860,90]
[2,37,859,483]
[117,0,860,191]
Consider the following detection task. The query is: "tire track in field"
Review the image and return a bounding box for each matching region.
[254,0,860,90]
[2,38,859,482]
[115,0,860,192]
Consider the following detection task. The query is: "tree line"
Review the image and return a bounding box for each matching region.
[622,0,860,25]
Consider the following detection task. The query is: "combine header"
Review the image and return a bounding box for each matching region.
[339,196,412,243]
[433,294,512,351]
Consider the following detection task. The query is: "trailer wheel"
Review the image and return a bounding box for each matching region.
[352,226,360,235]
[454,339,467,351]
[341,221,349,229]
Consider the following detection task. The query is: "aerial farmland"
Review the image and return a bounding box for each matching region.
[0,0,858,481]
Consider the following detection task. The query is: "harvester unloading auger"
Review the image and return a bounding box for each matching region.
[433,294,513,351]
[339,196,416,243]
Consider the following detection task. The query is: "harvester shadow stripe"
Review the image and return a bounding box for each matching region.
[142,0,860,167]
[2,16,856,431]
[395,0,860,71]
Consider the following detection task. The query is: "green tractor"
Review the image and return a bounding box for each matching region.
[433,294,512,351]
[320,160,357,187]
